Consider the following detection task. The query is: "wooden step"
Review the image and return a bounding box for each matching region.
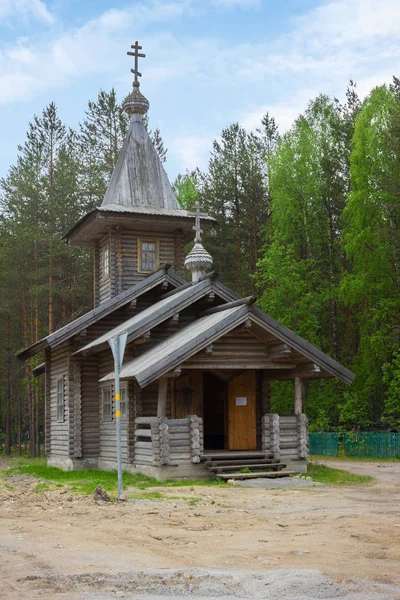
[208,463,286,473]
[201,451,268,461]
[205,458,279,467]
[217,471,299,480]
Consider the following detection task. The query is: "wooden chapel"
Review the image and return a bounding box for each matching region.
[18,43,354,480]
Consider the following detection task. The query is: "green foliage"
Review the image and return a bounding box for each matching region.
[382,351,400,428]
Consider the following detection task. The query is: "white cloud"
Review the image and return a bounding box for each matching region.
[169,135,214,172]
[211,0,260,8]
[0,0,54,24]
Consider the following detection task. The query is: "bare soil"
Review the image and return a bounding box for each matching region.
[1,458,400,599]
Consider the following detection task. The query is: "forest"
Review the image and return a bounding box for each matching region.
[0,77,399,455]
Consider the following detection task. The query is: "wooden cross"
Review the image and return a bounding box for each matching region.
[127,41,146,84]
[193,202,203,243]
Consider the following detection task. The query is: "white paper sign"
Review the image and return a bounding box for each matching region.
[236,397,247,406]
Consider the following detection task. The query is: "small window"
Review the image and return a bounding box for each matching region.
[102,386,112,422]
[138,239,159,272]
[120,385,128,419]
[56,378,65,422]
[101,246,110,279]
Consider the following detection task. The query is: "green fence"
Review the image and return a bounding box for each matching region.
[309,432,400,458]
[343,432,400,458]
[309,432,339,456]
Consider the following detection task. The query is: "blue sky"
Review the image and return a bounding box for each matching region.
[0,0,399,182]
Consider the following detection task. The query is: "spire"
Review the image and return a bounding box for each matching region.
[123,41,149,118]
[184,203,213,282]
[101,42,181,211]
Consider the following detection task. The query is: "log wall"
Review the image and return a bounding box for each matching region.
[95,227,181,305]
[134,416,203,466]
[262,413,309,460]
[49,342,70,457]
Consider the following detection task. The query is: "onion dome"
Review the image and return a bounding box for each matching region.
[123,81,150,117]
[184,242,213,282]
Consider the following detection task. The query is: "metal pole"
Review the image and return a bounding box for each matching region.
[109,333,127,500]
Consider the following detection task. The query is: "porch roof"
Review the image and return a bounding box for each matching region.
[100,304,355,388]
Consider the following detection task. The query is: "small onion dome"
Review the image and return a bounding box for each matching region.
[123,82,150,116]
[184,242,213,273]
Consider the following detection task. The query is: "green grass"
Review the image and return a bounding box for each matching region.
[311,453,400,463]
[34,482,50,493]
[2,457,226,496]
[307,462,374,485]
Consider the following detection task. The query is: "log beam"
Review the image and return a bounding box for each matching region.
[294,377,303,414]
[157,377,168,417]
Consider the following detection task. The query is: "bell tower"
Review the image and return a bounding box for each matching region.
[65,42,215,306]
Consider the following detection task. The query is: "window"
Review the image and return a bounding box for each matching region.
[101,246,110,279]
[56,378,65,422]
[120,385,128,419]
[138,239,159,272]
[102,384,127,421]
[102,386,112,422]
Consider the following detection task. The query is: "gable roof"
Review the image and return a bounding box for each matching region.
[101,304,248,387]
[100,303,355,388]
[17,267,184,361]
[74,277,227,356]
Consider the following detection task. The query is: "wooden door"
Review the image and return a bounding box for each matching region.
[227,371,257,450]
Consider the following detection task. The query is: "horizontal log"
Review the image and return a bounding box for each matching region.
[167,452,191,459]
[165,426,190,434]
[135,441,153,450]
[169,433,190,441]
[135,417,159,424]
[135,429,152,438]
[166,418,189,425]
[134,448,154,456]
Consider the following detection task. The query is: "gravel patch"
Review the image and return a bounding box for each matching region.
[23,568,400,600]
[238,477,323,489]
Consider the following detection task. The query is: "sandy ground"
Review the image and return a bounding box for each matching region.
[0,458,400,599]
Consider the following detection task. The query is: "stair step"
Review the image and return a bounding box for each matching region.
[208,463,286,473]
[201,452,268,461]
[217,471,299,480]
[205,458,279,467]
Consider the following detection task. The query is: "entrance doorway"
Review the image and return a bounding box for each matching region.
[202,370,257,451]
[203,373,226,449]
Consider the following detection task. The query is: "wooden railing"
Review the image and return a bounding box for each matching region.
[134,415,203,466]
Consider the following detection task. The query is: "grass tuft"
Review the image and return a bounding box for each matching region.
[307,462,374,485]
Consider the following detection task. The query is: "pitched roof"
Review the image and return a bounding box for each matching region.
[101,117,180,211]
[100,303,355,388]
[101,305,248,387]
[17,267,184,361]
[74,277,224,356]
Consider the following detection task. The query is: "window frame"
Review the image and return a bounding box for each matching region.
[120,383,128,420]
[101,244,110,280]
[138,238,159,273]
[56,377,65,423]
[101,383,128,422]
[102,385,113,422]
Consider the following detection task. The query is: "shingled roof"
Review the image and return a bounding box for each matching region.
[100,303,355,388]
[17,267,184,361]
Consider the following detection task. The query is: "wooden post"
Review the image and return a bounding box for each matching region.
[157,377,168,418]
[294,377,302,414]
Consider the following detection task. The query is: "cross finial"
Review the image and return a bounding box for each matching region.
[193,202,203,243]
[127,41,146,86]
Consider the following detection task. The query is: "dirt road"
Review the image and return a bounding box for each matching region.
[1,459,399,599]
